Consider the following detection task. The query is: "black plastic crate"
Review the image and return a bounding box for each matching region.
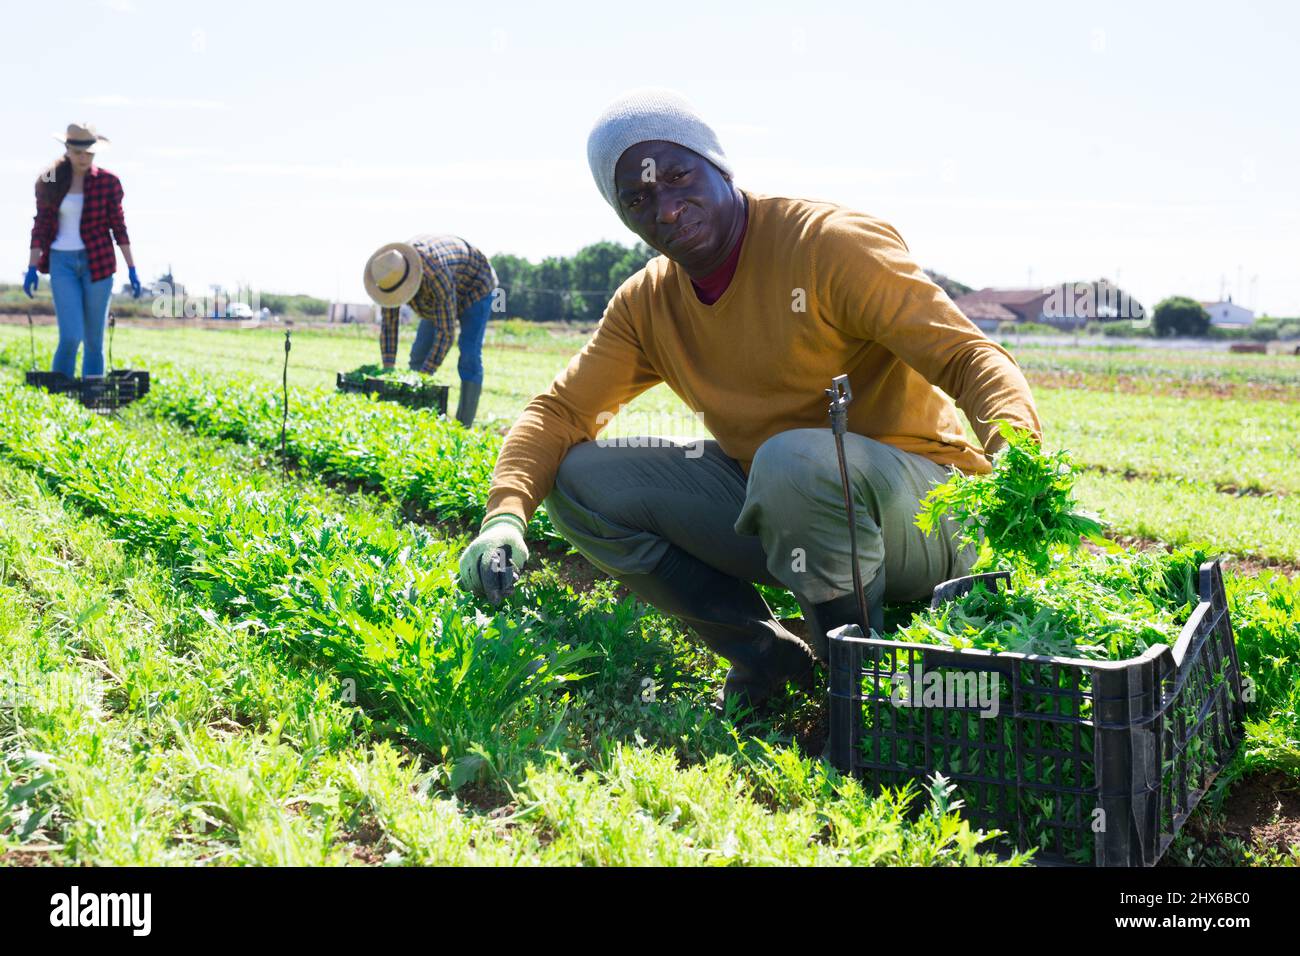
[335,371,449,415]
[827,558,1245,866]
[103,313,150,402]
[24,368,150,411]
[77,377,132,415]
[109,368,151,402]
[335,371,369,396]
[24,370,78,395]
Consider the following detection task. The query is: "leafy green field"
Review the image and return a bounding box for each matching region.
[0,383,1010,865]
[1036,389,1300,495]
[2,321,1295,565]
[1002,342,1300,401]
[1,320,1297,866]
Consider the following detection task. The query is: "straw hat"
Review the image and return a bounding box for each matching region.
[363,242,423,307]
[53,122,111,152]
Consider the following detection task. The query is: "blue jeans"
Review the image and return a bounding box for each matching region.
[49,249,114,378]
[408,292,491,384]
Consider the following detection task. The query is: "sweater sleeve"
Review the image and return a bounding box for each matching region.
[815,210,1042,456]
[484,291,664,526]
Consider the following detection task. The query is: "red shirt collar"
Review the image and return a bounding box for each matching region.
[690,200,748,305]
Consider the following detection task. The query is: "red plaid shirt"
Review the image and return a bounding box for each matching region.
[30,166,130,282]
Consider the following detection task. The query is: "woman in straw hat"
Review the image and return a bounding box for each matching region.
[24,123,142,379]
[363,235,497,428]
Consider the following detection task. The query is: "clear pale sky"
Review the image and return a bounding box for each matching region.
[4,0,1297,314]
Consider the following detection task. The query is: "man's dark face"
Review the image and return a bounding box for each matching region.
[613,140,745,278]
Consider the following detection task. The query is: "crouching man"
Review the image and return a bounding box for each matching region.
[459,89,1042,707]
[363,234,497,427]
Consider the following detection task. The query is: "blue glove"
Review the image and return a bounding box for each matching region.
[128,266,142,299]
[23,266,38,298]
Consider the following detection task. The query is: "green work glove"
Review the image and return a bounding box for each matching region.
[458,514,529,601]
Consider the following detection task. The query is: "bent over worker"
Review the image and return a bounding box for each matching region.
[363,234,497,427]
[458,89,1043,708]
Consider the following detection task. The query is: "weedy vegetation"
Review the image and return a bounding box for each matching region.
[0,322,1295,866]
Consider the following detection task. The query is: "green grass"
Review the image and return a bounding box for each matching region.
[0,374,1017,865]
[2,322,1297,865]
[1007,343,1300,399]
[0,382,596,785]
[515,746,1018,865]
[1035,388,1300,496]
[5,325,1297,566]
[0,321,732,437]
[0,457,371,864]
[140,362,559,539]
[1074,471,1300,565]
[0,452,548,865]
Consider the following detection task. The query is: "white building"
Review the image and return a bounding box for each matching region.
[1200,298,1255,326]
[328,302,377,323]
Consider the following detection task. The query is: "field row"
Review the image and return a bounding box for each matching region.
[2,328,1296,571]
[26,318,1295,398]
[1033,389,1300,498]
[5,365,1299,863]
[0,378,1015,865]
[113,364,1300,779]
[13,335,1296,571]
[1008,343,1300,402]
[7,321,1298,506]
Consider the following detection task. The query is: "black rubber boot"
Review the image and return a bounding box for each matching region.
[619,547,816,709]
[455,380,482,428]
[803,570,886,662]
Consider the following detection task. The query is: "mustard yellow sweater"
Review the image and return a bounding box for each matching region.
[485,191,1042,525]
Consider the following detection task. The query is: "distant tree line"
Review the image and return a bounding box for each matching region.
[490,253,979,324]
[259,292,329,316]
[1151,296,1211,337]
[492,240,657,323]
[924,269,973,300]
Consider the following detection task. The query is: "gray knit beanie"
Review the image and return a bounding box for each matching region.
[586,88,733,213]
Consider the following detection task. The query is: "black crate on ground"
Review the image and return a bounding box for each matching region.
[77,377,132,414]
[110,368,150,400]
[335,371,368,396]
[24,370,78,394]
[827,558,1245,866]
[335,371,449,415]
[24,368,150,413]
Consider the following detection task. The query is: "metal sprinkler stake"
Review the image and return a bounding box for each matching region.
[826,375,871,634]
[281,330,292,477]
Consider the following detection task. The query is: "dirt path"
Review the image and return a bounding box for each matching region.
[1171,772,1300,864]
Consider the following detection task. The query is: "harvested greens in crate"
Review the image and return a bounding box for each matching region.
[826,423,1244,865]
[336,364,449,414]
